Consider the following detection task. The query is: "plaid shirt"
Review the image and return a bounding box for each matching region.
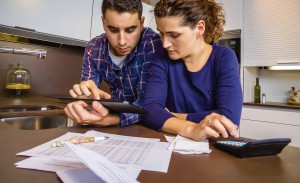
[81,27,162,127]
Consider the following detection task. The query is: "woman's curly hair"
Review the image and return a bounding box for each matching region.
[154,0,225,43]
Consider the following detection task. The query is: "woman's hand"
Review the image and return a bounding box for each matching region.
[187,113,239,141]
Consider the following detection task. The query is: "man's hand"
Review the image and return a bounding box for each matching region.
[69,80,111,100]
[64,100,120,127]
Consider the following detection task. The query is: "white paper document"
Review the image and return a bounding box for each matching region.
[15,156,85,172]
[64,142,139,183]
[57,168,104,183]
[166,135,212,154]
[86,130,171,173]
[17,132,87,157]
[15,131,172,181]
[57,167,141,183]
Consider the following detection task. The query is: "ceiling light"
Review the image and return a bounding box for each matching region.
[268,65,300,70]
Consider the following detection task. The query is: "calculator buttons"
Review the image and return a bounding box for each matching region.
[214,137,291,158]
[216,140,247,147]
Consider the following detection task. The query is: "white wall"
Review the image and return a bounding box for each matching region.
[258,70,300,103]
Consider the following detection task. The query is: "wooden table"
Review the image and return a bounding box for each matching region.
[1,122,300,183]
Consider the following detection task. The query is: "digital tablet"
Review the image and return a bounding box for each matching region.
[56,97,147,114]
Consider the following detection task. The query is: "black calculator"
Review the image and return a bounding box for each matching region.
[214,137,291,158]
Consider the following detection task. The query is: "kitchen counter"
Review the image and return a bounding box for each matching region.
[0,96,67,118]
[0,96,66,107]
[3,96,299,115]
[1,123,300,183]
[244,102,300,110]
[1,96,300,182]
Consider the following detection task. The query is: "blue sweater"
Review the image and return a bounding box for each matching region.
[142,42,243,131]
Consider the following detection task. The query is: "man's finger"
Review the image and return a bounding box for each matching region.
[66,102,82,123]
[92,101,109,117]
[73,84,83,96]
[64,107,74,121]
[80,84,92,97]
[69,89,78,98]
[99,90,111,99]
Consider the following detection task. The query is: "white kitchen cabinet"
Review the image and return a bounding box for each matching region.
[146,0,243,31]
[242,0,300,104]
[0,0,93,41]
[216,0,242,31]
[240,107,300,147]
[243,0,300,66]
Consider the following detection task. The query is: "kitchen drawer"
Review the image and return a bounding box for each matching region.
[240,119,300,147]
[241,107,300,126]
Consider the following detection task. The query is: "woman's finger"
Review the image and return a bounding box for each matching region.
[208,117,229,138]
[215,115,239,138]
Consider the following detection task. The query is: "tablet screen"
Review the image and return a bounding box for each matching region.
[57,97,147,114]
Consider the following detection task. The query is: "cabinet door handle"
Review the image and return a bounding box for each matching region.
[276,61,300,64]
[14,26,36,32]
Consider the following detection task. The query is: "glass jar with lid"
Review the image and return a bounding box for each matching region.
[5,63,31,97]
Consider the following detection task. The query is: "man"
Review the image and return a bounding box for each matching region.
[64,0,161,127]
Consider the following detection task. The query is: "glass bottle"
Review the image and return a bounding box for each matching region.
[262,93,266,103]
[5,63,31,97]
[254,77,261,103]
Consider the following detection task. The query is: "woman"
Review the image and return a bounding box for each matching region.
[142,0,243,141]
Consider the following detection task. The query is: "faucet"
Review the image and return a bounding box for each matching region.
[0,46,47,59]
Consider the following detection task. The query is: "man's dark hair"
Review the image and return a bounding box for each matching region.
[102,0,143,20]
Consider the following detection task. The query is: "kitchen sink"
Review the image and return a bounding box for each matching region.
[0,115,76,130]
[0,105,63,113]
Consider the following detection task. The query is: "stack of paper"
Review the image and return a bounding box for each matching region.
[165,135,212,154]
[15,130,172,182]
